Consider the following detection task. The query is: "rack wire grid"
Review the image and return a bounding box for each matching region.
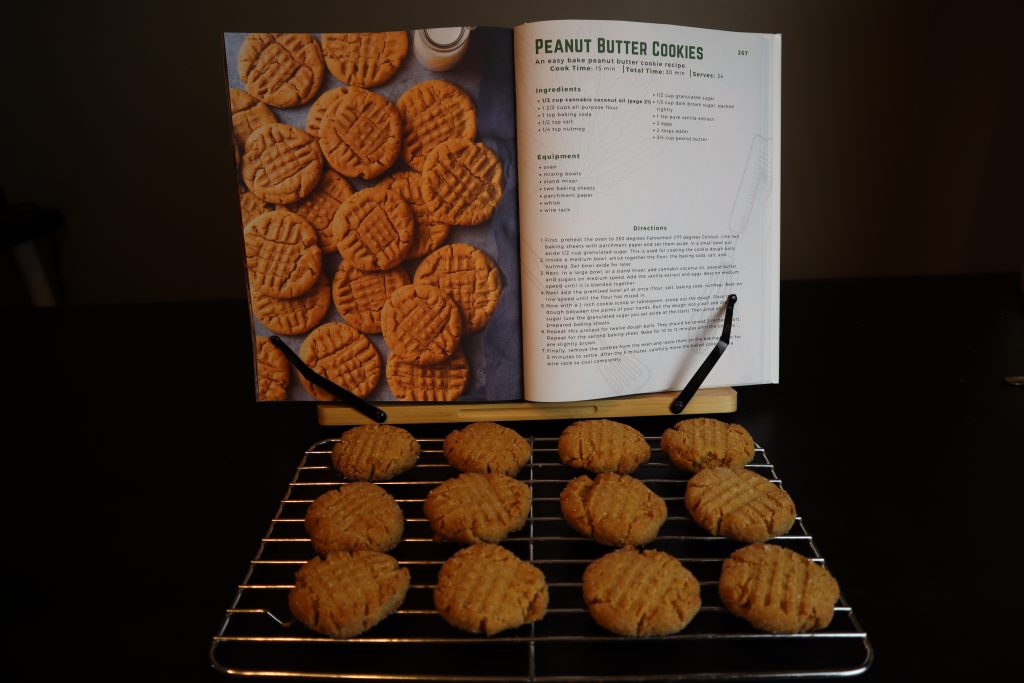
[211,433,873,680]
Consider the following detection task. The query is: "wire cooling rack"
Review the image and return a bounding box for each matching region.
[210,433,872,680]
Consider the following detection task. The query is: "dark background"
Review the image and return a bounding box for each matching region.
[1,0,1022,305]
[3,1,1023,682]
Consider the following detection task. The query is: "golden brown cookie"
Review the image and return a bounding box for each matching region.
[377,172,450,259]
[242,123,323,204]
[560,473,666,547]
[434,543,548,636]
[238,33,324,108]
[331,424,420,482]
[719,543,840,633]
[558,420,651,474]
[685,467,796,543]
[414,243,502,333]
[583,547,702,637]
[332,261,410,334]
[318,86,402,179]
[331,186,414,271]
[306,87,344,138]
[251,274,331,336]
[255,335,289,400]
[281,170,354,253]
[288,550,409,638]
[387,350,469,402]
[238,188,273,227]
[662,418,755,473]
[421,139,504,226]
[321,32,408,87]
[305,482,404,555]
[443,422,531,476]
[229,87,278,149]
[396,80,477,172]
[244,210,321,299]
[381,284,462,364]
[423,473,531,543]
[297,322,381,399]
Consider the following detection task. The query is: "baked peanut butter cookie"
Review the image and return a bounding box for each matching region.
[242,123,323,205]
[251,273,331,336]
[332,261,410,334]
[238,33,324,108]
[719,543,839,633]
[244,210,321,299]
[662,417,755,472]
[397,80,477,171]
[558,419,651,474]
[685,467,796,543]
[289,550,409,638]
[421,139,504,226]
[331,424,420,481]
[381,284,463,364]
[423,473,531,544]
[306,87,344,138]
[229,87,277,149]
[377,172,450,259]
[583,547,702,636]
[442,422,531,476]
[318,86,402,179]
[434,543,548,636]
[321,32,408,87]
[255,335,289,400]
[281,170,354,253]
[305,482,404,555]
[331,186,414,271]
[297,322,380,399]
[414,243,502,333]
[560,473,666,547]
[238,188,272,227]
[386,350,469,402]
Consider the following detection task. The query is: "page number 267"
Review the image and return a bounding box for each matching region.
[737,50,748,56]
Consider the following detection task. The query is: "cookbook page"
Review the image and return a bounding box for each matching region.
[514,19,780,402]
[224,29,522,402]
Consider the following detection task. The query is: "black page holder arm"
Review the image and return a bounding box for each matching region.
[669,294,737,414]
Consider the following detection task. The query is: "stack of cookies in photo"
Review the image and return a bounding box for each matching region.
[230,31,505,402]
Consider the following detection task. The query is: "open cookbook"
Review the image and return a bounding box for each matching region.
[222,19,781,404]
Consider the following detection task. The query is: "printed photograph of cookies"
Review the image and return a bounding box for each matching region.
[223,29,521,402]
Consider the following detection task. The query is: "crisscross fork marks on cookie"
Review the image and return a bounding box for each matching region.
[414,243,502,333]
[244,210,321,299]
[424,473,530,543]
[398,80,477,170]
[422,139,503,226]
[378,172,451,259]
[686,467,796,542]
[243,123,323,204]
[319,87,401,179]
[239,33,324,108]
[333,187,413,271]
[283,170,354,252]
[561,473,666,546]
[252,274,331,335]
[333,261,410,334]
[387,351,469,402]
[230,88,278,148]
[321,32,408,87]
[298,322,380,399]
[331,424,420,481]
[382,284,462,364]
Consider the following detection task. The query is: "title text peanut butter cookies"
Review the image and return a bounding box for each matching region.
[321,32,408,87]
[421,139,504,226]
[238,33,324,108]
[297,322,380,399]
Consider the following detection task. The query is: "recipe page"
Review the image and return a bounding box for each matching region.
[514,19,781,402]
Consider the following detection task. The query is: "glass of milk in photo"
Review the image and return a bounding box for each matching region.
[413,27,473,71]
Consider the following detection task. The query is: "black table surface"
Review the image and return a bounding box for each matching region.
[6,272,1022,681]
